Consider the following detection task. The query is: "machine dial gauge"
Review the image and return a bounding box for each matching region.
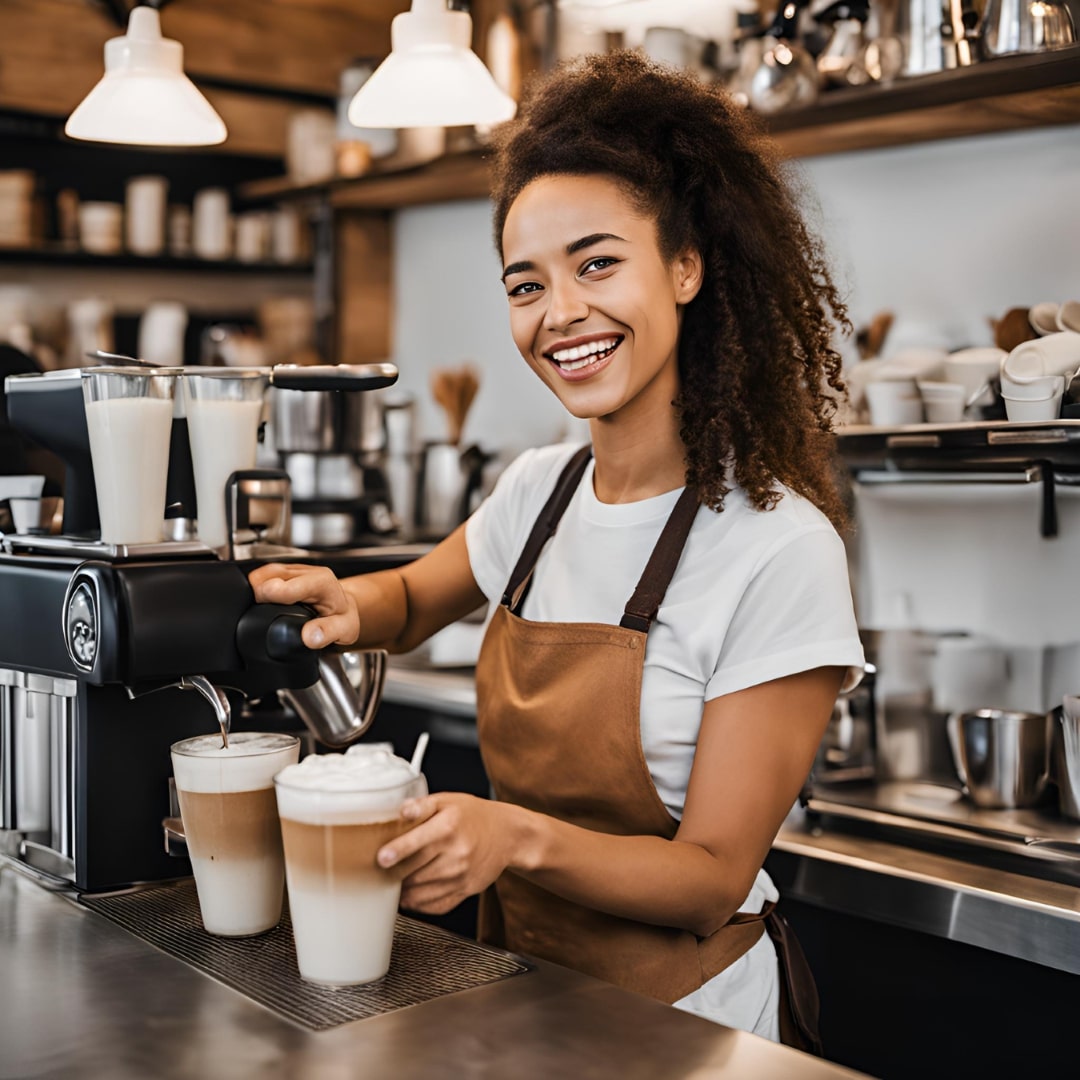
[64,579,98,672]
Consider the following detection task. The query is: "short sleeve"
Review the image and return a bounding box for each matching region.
[465,445,582,604]
[705,525,865,700]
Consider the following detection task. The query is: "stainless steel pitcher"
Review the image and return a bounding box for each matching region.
[278,649,387,748]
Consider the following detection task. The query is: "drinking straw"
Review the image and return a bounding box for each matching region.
[410,731,430,773]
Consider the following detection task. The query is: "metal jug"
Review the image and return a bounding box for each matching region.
[279,649,387,748]
[980,0,1075,57]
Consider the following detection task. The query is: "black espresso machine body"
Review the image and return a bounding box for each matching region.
[0,549,320,892]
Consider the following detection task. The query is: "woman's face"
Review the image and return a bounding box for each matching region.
[500,174,701,423]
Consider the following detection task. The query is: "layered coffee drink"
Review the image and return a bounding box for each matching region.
[275,745,427,985]
[171,731,300,937]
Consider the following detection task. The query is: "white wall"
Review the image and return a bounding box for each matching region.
[390,123,1080,456]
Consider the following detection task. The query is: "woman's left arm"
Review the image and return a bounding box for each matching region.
[380,665,843,934]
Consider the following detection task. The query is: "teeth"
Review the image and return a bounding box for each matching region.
[550,338,619,364]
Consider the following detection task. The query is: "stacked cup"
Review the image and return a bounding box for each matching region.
[1000,330,1080,421]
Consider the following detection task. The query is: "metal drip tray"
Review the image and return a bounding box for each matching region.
[81,880,530,1030]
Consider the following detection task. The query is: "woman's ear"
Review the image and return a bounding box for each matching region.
[672,249,704,305]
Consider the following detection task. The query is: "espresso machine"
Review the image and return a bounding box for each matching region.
[0,362,413,893]
[271,385,398,548]
[808,418,1080,881]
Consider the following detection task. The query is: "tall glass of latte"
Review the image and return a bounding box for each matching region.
[274,746,427,985]
[170,732,300,937]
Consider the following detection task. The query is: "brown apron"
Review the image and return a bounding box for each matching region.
[474,445,823,1053]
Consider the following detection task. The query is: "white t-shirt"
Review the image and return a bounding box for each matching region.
[465,442,865,1038]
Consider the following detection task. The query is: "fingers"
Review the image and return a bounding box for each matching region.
[302,611,359,650]
[399,882,463,916]
[377,796,443,868]
[247,564,359,647]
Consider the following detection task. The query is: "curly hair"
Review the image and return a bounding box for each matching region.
[489,51,850,529]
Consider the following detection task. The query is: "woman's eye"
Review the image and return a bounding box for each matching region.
[507,281,542,297]
[581,257,619,275]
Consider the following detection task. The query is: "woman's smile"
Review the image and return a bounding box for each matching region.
[544,333,625,380]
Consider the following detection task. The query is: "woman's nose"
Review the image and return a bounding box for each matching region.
[544,278,589,332]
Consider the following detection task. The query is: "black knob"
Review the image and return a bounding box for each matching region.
[266,612,311,662]
[236,603,315,665]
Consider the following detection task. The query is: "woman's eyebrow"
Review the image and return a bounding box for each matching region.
[566,232,626,255]
[501,259,533,282]
[501,233,628,281]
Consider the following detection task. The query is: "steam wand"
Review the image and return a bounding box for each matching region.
[126,675,232,748]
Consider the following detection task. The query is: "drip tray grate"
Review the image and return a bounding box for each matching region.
[81,880,530,1030]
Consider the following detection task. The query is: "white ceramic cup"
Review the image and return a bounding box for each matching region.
[234,212,270,263]
[271,206,303,264]
[78,201,123,255]
[917,381,966,423]
[171,732,301,937]
[866,378,923,426]
[1002,387,1063,422]
[1028,302,1060,336]
[1056,301,1080,334]
[192,188,231,260]
[125,175,168,256]
[137,300,188,368]
[1004,332,1080,382]
[999,372,1064,401]
[943,347,1005,408]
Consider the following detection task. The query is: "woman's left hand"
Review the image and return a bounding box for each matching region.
[378,793,515,915]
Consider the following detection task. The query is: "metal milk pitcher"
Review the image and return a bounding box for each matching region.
[279,649,387,748]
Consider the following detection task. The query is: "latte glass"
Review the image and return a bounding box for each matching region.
[171,732,300,937]
[275,748,427,985]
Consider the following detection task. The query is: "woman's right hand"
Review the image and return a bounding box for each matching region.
[247,563,359,650]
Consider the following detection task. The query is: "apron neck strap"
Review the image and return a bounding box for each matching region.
[502,444,593,612]
[618,486,700,633]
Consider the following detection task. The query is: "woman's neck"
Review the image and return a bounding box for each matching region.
[587,374,686,505]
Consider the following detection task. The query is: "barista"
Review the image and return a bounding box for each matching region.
[250,52,864,1046]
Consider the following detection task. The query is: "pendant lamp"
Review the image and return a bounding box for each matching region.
[347,0,517,129]
[65,4,227,147]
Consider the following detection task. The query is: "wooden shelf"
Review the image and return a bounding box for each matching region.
[234,46,1080,209]
[0,246,313,274]
[768,44,1080,157]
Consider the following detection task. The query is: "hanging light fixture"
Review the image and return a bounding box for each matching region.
[347,0,517,129]
[65,3,227,147]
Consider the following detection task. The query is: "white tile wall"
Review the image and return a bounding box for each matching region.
[391,123,1080,457]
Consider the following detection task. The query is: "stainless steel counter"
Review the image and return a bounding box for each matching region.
[382,666,1080,977]
[0,862,866,1080]
[772,810,1080,975]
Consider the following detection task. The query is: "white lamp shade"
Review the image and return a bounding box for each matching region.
[347,0,517,129]
[65,7,226,147]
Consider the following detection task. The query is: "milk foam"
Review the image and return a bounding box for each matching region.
[274,746,422,824]
[171,732,299,793]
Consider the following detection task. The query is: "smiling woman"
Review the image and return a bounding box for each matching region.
[249,50,864,1058]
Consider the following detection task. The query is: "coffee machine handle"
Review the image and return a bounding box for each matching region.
[236,603,316,663]
[269,363,398,393]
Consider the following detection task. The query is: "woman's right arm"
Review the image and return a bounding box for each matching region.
[247,523,487,652]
